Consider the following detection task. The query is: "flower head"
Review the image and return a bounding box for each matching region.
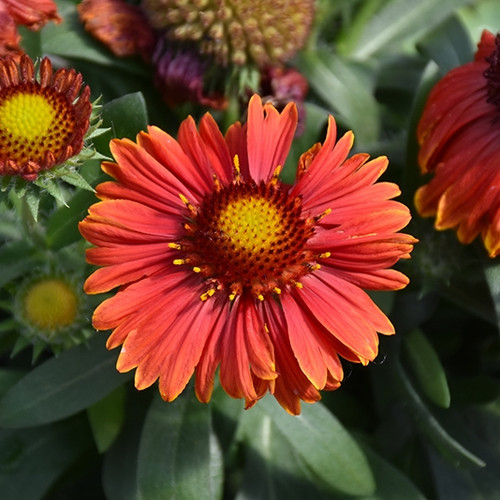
[79,95,415,414]
[416,30,500,257]
[0,0,61,60]
[0,55,92,181]
[142,0,315,67]
[13,272,91,354]
[78,0,156,61]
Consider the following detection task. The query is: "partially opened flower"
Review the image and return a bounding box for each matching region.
[80,95,415,414]
[416,30,500,257]
[0,0,61,60]
[0,54,103,214]
[0,55,92,181]
[9,271,92,357]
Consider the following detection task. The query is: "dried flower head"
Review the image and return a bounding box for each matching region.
[141,0,315,67]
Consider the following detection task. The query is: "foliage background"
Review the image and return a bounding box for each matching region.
[1,0,500,498]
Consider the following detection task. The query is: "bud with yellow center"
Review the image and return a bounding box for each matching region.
[141,0,315,67]
[23,279,78,333]
[15,274,89,350]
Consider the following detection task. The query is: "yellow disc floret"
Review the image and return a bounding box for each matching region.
[175,177,317,300]
[0,93,56,141]
[0,85,75,165]
[23,278,79,332]
[0,55,92,181]
[219,195,283,253]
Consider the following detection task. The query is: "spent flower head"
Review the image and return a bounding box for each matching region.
[142,0,315,67]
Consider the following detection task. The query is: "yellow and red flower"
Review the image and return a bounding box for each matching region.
[0,0,61,60]
[416,29,500,257]
[0,55,91,181]
[79,95,415,414]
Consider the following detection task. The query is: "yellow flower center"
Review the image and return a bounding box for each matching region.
[176,178,316,300]
[0,84,76,164]
[0,93,56,140]
[23,278,79,332]
[218,195,283,253]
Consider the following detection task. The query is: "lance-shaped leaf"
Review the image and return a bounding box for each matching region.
[0,335,130,427]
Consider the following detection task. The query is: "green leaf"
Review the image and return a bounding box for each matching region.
[102,92,149,140]
[348,0,475,60]
[458,0,500,45]
[0,240,40,287]
[236,408,328,499]
[0,369,26,399]
[0,335,131,427]
[402,60,441,208]
[255,396,376,496]
[0,417,94,500]
[336,0,386,56]
[137,393,224,500]
[297,49,380,148]
[483,259,500,330]
[428,400,500,498]
[333,439,426,500]
[416,15,474,72]
[404,329,451,408]
[394,360,485,468]
[46,188,97,250]
[87,385,126,453]
[103,390,151,500]
[60,170,95,191]
[93,92,150,158]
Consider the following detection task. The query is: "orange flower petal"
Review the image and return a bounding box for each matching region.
[80,94,414,414]
[246,94,298,182]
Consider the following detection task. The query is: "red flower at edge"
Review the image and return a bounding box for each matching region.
[416,29,500,257]
[79,95,416,415]
[0,0,60,60]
